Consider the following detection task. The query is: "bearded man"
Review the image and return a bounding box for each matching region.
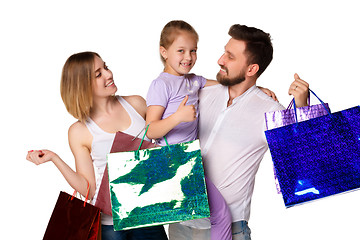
[169,24,309,240]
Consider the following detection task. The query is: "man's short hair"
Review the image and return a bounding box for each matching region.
[229,24,273,77]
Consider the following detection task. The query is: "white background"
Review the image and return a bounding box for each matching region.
[1,0,359,239]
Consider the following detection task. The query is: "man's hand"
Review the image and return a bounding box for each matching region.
[288,73,309,107]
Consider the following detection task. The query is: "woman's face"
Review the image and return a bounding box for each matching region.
[92,56,117,98]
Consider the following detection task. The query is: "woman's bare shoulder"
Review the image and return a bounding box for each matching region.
[122,95,147,119]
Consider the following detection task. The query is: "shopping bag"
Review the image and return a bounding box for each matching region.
[107,125,210,230]
[43,184,101,240]
[265,90,331,193]
[95,130,156,216]
[265,91,360,207]
[265,91,330,130]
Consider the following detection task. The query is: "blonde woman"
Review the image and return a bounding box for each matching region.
[26,52,168,240]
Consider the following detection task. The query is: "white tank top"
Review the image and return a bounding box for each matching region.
[85,96,148,225]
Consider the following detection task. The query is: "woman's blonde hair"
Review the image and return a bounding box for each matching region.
[159,20,199,65]
[60,51,100,122]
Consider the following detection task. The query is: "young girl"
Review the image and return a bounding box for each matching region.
[145,20,232,240]
[26,52,168,240]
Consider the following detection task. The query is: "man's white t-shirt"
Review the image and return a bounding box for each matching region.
[198,84,284,222]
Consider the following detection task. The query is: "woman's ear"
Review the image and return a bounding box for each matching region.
[160,46,168,60]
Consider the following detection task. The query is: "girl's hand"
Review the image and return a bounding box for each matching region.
[258,86,278,102]
[26,149,58,165]
[174,95,197,122]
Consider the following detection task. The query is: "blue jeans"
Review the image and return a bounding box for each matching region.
[101,225,168,240]
[168,221,251,240]
[232,221,251,240]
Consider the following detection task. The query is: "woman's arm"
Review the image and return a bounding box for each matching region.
[26,121,96,199]
[68,122,96,198]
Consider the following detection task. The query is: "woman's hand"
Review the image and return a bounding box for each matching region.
[26,149,58,165]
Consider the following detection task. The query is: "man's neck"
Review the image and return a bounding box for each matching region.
[227,80,256,107]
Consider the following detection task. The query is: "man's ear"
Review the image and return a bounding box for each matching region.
[160,46,167,60]
[247,64,259,77]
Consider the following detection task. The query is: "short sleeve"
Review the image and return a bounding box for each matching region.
[190,74,207,89]
[198,75,207,89]
[146,79,170,108]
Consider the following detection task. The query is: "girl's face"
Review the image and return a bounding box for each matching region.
[92,56,117,98]
[161,31,198,76]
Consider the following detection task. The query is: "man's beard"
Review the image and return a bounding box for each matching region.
[216,66,246,86]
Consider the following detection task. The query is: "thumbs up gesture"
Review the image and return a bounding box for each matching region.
[174,95,197,122]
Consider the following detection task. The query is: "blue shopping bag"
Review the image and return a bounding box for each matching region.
[265,90,360,207]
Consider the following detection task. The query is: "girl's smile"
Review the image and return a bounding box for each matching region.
[161,31,198,76]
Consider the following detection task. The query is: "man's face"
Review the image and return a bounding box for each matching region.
[216,38,249,86]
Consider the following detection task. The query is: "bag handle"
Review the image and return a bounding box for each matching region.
[71,180,90,207]
[136,124,170,151]
[286,93,310,110]
[137,124,150,151]
[131,123,170,160]
[291,89,332,125]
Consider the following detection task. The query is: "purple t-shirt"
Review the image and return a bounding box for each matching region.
[146,72,207,146]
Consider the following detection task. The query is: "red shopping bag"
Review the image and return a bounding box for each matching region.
[95,130,155,216]
[43,184,101,240]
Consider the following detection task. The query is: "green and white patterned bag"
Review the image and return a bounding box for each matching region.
[106,125,210,231]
